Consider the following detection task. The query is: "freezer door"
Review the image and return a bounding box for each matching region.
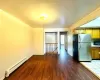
[78,34,91,43]
[78,42,92,61]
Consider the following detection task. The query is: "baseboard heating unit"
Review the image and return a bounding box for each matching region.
[5,57,27,77]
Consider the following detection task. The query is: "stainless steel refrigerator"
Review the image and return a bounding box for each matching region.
[73,34,92,61]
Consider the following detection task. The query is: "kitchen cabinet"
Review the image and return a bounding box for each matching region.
[85,29,93,38]
[92,29,100,39]
[75,29,100,39]
[91,47,100,59]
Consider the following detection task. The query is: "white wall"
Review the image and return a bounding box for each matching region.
[64,33,68,50]
[32,28,44,55]
[0,10,33,80]
[44,28,69,32]
[67,31,73,56]
[0,11,70,80]
[44,28,69,54]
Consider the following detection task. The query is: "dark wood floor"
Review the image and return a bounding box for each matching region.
[6,49,99,80]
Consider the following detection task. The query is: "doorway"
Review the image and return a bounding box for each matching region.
[45,32,58,54]
[60,32,67,51]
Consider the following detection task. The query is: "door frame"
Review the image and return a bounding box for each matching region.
[59,32,67,50]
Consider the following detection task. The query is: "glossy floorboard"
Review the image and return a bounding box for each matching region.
[6,48,99,80]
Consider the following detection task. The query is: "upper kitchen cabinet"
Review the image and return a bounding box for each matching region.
[85,29,100,39]
[76,17,100,39]
[92,29,100,39]
[75,29,100,39]
[85,29,93,37]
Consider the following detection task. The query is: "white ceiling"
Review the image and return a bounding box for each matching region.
[0,0,100,28]
[80,17,100,28]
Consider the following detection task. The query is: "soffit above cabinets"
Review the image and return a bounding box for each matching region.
[80,17,100,28]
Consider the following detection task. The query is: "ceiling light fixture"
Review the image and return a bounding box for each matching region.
[40,13,48,20]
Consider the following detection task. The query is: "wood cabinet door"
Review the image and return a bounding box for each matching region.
[92,29,100,39]
[85,29,92,38]
[91,48,100,59]
[99,29,100,38]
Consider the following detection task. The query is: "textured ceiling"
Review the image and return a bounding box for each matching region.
[0,0,100,28]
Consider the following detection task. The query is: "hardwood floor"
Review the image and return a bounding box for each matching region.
[6,48,99,80]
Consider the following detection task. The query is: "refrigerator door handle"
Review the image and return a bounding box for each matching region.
[79,35,81,42]
[79,44,81,50]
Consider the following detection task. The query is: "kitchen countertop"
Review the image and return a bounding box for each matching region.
[91,43,100,47]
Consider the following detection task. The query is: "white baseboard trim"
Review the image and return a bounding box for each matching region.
[0,54,34,79]
[5,57,27,77]
[26,54,34,60]
[33,54,44,55]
